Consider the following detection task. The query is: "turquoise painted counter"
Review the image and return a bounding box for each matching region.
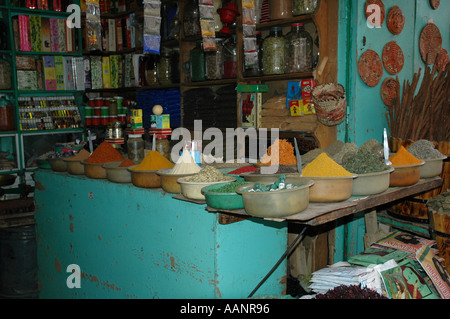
[34,170,287,299]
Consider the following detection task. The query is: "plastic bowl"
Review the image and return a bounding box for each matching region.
[63,158,85,175]
[177,177,236,200]
[201,182,248,210]
[235,177,314,218]
[48,158,67,172]
[420,157,446,178]
[103,161,132,183]
[128,165,161,188]
[81,160,108,179]
[307,175,357,203]
[389,162,424,187]
[157,168,196,194]
[352,168,394,196]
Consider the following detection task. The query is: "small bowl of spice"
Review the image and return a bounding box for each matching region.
[388,146,424,187]
[202,181,249,210]
[82,141,125,179]
[302,153,357,202]
[128,150,174,188]
[103,159,135,183]
[177,166,235,200]
[235,176,314,218]
[64,149,90,175]
[343,149,394,196]
[407,140,447,179]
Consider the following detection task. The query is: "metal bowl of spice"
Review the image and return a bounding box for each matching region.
[103,161,133,183]
[128,166,162,188]
[389,162,424,187]
[81,160,108,179]
[157,168,197,194]
[235,177,314,218]
[308,176,357,203]
[352,167,394,196]
[420,156,447,179]
[178,178,236,200]
[201,181,249,210]
[48,158,67,172]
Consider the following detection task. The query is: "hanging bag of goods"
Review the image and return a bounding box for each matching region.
[311,83,347,126]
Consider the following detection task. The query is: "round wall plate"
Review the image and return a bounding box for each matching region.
[381,77,400,106]
[419,23,442,65]
[359,49,383,87]
[387,6,405,35]
[365,0,385,27]
[383,41,404,75]
[430,0,440,10]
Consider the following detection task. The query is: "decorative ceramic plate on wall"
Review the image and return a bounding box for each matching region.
[430,0,440,10]
[387,6,405,35]
[365,0,385,27]
[436,48,449,72]
[359,49,383,87]
[382,41,404,75]
[381,77,400,106]
[419,23,442,65]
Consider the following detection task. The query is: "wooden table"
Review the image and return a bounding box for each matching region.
[204,177,443,226]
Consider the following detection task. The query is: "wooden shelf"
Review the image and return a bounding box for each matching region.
[255,14,315,30]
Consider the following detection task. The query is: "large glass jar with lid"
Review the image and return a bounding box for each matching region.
[244,31,263,77]
[183,0,200,38]
[190,40,206,82]
[155,135,171,160]
[0,57,11,90]
[285,23,313,73]
[127,134,145,163]
[292,0,319,15]
[223,34,237,79]
[157,47,173,85]
[145,54,159,86]
[268,0,292,20]
[262,27,286,75]
[205,38,224,80]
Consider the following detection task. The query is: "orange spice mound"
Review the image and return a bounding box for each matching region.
[259,139,297,166]
[119,158,135,167]
[389,146,423,166]
[85,141,124,164]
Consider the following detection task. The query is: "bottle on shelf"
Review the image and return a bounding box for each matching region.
[0,96,14,131]
[127,134,145,164]
[145,54,159,86]
[157,47,173,85]
[189,40,206,82]
[268,0,293,20]
[183,0,201,38]
[292,0,319,16]
[243,31,263,77]
[205,38,224,80]
[285,23,313,73]
[262,27,286,75]
[223,34,237,79]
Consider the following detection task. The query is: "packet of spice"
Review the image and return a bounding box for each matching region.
[380,266,412,299]
[372,231,435,254]
[416,245,450,299]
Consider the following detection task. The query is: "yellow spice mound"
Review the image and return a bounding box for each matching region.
[302,153,353,177]
[132,150,174,171]
[389,146,422,166]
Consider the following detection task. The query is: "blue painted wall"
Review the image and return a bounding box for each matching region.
[335,0,449,261]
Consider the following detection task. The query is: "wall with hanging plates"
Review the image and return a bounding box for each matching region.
[333,0,449,262]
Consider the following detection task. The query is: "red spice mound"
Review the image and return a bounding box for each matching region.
[119,158,135,167]
[314,285,387,299]
[228,166,259,175]
[85,141,124,164]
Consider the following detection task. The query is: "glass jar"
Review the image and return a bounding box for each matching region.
[190,40,206,82]
[223,34,237,79]
[285,23,313,73]
[262,27,286,75]
[293,0,319,16]
[0,58,11,90]
[183,0,200,38]
[205,38,224,80]
[170,48,180,83]
[268,0,292,20]
[127,134,145,163]
[155,136,171,160]
[0,96,14,131]
[244,31,263,77]
[157,47,173,85]
[145,54,159,86]
[109,98,118,115]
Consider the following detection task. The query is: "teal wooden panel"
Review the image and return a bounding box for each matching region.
[34,170,287,299]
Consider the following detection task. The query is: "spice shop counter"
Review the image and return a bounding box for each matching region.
[33,170,287,299]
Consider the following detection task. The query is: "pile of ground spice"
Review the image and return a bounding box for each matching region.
[389,146,423,166]
[85,142,124,164]
[131,150,174,171]
[343,148,390,174]
[259,139,297,166]
[407,140,445,160]
[227,166,259,175]
[302,153,353,177]
[65,149,90,161]
[118,158,135,167]
[314,285,387,299]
